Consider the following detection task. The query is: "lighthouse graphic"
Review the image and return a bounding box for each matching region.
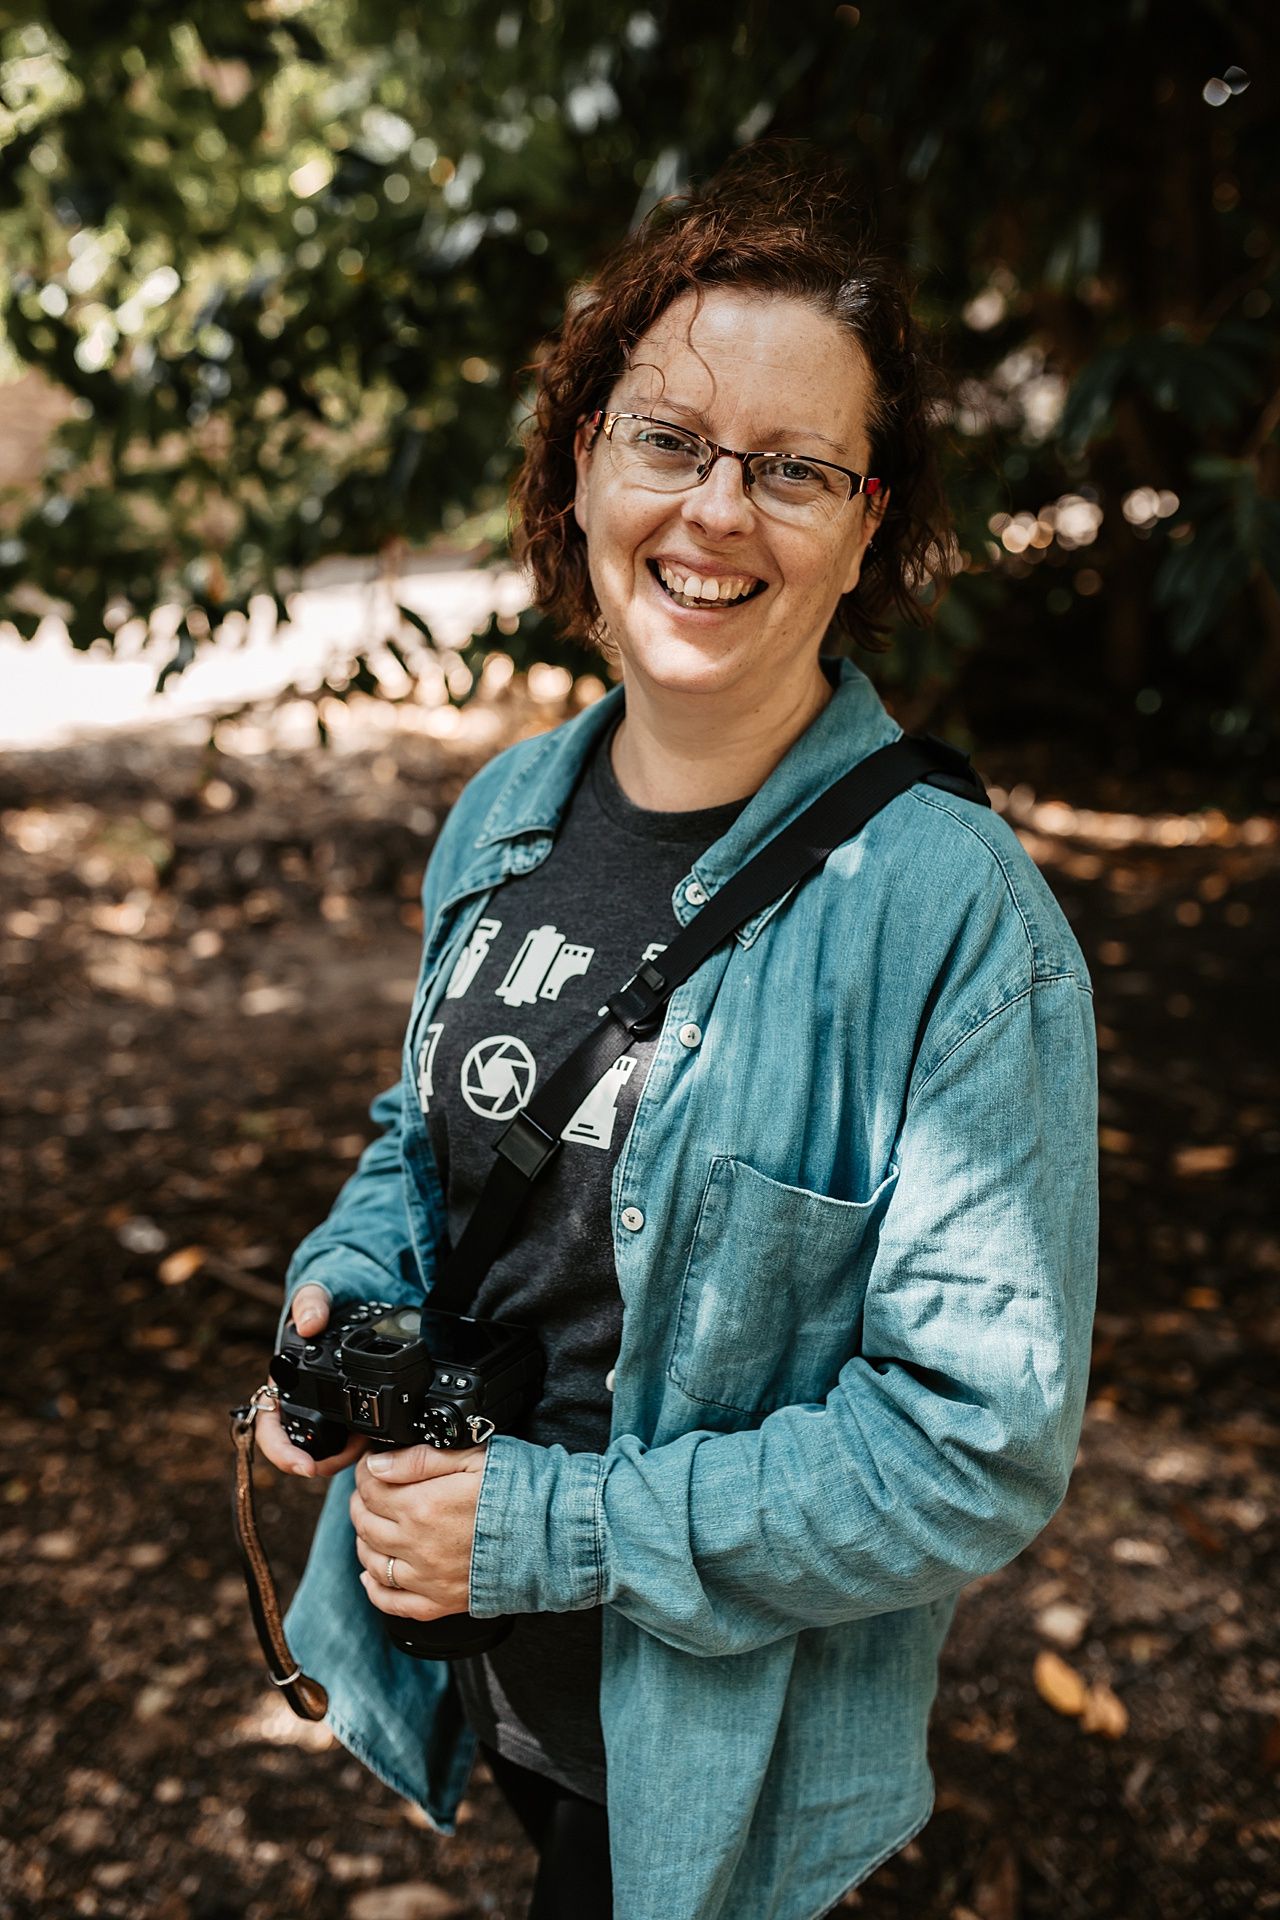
[416,1022,444,1112]
[445,918,502,999]
[496,926,595,1007]
[561,1054,638,1151]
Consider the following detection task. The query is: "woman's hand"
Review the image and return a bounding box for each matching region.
[255,1284,369,1479]
[350,1443,488,1621]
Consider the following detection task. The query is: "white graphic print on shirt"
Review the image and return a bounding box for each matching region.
[561,1055,638,1150]
[416,1022,443,1110]
[459,1035,537,1120]
[445,917,502,998]
[495,925,595,1007]
[421,919,660,1148]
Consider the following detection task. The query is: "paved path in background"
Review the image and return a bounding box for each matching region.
[0,560,528,751]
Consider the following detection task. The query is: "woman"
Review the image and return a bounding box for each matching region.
[256,146,1098,1920]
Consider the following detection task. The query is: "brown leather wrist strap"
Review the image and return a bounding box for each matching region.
[230,1388,329,1722]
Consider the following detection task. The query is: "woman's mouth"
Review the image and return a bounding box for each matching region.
[649,559,766,610]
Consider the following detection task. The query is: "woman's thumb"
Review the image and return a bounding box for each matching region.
[291,1285,330,1335]
[366,1444,459,1481]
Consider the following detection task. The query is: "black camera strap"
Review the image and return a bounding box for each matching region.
[427,733,987,1316]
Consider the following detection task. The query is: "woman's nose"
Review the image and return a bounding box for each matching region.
[681,453,755,537]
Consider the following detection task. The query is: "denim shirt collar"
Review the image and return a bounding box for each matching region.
[470,658,901,947]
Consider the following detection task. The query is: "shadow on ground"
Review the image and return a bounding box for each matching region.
[1,706,1277,1920]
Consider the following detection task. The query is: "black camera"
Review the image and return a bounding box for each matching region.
[270,1299,543,1661]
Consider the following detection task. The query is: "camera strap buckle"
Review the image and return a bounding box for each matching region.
[605,959,668,1037]
[493,1110,560,1181]
[466,1415,496,1445]
[230,1380,280,1437]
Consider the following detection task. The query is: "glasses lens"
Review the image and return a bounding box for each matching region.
[747,454,848,524]
[609,417,706,491]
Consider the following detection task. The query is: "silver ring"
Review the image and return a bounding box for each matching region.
[386,1556,401,1590]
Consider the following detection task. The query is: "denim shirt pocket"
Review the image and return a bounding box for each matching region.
[668,1156,900,1418]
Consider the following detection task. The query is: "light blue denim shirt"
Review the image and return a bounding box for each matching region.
[279,661,1098,1920]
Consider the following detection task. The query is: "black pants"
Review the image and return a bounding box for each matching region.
[482,1745,612,1920]
[482,1746,846,1919]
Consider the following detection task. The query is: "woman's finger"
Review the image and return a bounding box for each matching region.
[358,1569,447,1622]
[349,1485,403,1554]
[257,1402,367,1479]
[354,1532,419,1592]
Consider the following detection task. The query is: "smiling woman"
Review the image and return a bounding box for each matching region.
[258,142,1098,1920]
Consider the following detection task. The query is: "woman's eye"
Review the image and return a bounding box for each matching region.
[767,459,823,486]
[637,428,694,454]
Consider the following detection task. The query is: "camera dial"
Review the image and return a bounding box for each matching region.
[418,1404,461,1447]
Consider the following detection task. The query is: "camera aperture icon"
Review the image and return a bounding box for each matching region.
[460,1034,537,1121]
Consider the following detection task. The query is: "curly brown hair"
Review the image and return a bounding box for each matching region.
[511,141,954,654]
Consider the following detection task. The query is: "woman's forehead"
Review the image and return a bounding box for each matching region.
[616,287,875,449]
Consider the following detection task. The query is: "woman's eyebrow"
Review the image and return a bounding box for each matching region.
[753,425,850,458]
[615,397,850,458]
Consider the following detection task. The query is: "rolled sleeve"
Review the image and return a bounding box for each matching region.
[469,1434,607,1618]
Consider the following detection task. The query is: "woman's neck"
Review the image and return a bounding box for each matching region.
[609,666,833,812]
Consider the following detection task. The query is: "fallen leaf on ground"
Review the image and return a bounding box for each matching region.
[347,1886,465,1920]
[158,1245,206,1285]
[1172,1144,1237,1176]
[1081,1682,1129,1738]
[1034,1651,1089,1716]
[1035,1601,1090,1648]
[969,1835,1020,1920]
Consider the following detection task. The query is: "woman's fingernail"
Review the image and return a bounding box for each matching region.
[367,1455,392,1475]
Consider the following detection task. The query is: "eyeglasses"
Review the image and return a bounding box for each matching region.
[588,410,882,526]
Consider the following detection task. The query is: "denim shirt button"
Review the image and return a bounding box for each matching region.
[678,1022,702,1049]
[604,1367,617,1392]
[684,879,708,907]
[620,1206,645,1232]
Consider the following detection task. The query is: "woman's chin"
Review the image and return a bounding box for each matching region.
[612,611,762,699]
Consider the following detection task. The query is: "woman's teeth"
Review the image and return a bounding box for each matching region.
[654,561,760,608]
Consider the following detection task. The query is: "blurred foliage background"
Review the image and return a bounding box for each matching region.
[0,0,1275,794]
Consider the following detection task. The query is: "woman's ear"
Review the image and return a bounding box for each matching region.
[840,482,890,596]
[572,421,595,537]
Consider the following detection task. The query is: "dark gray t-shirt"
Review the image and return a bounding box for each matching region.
[418,720,747,1799]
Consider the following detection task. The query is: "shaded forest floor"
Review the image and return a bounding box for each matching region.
[1,700,1278,1920]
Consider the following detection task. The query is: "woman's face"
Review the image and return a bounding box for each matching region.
[573,287,885,711]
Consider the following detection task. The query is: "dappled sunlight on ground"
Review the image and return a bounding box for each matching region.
[1,708,1276,1919]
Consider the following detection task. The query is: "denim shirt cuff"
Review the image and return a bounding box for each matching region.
[469,1434,606,1618]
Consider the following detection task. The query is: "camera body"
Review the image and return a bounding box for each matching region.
[271,1298,542,1460]
[270,1298,543,1660]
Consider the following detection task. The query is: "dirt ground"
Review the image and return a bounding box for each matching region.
[1,692,1277,1920]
